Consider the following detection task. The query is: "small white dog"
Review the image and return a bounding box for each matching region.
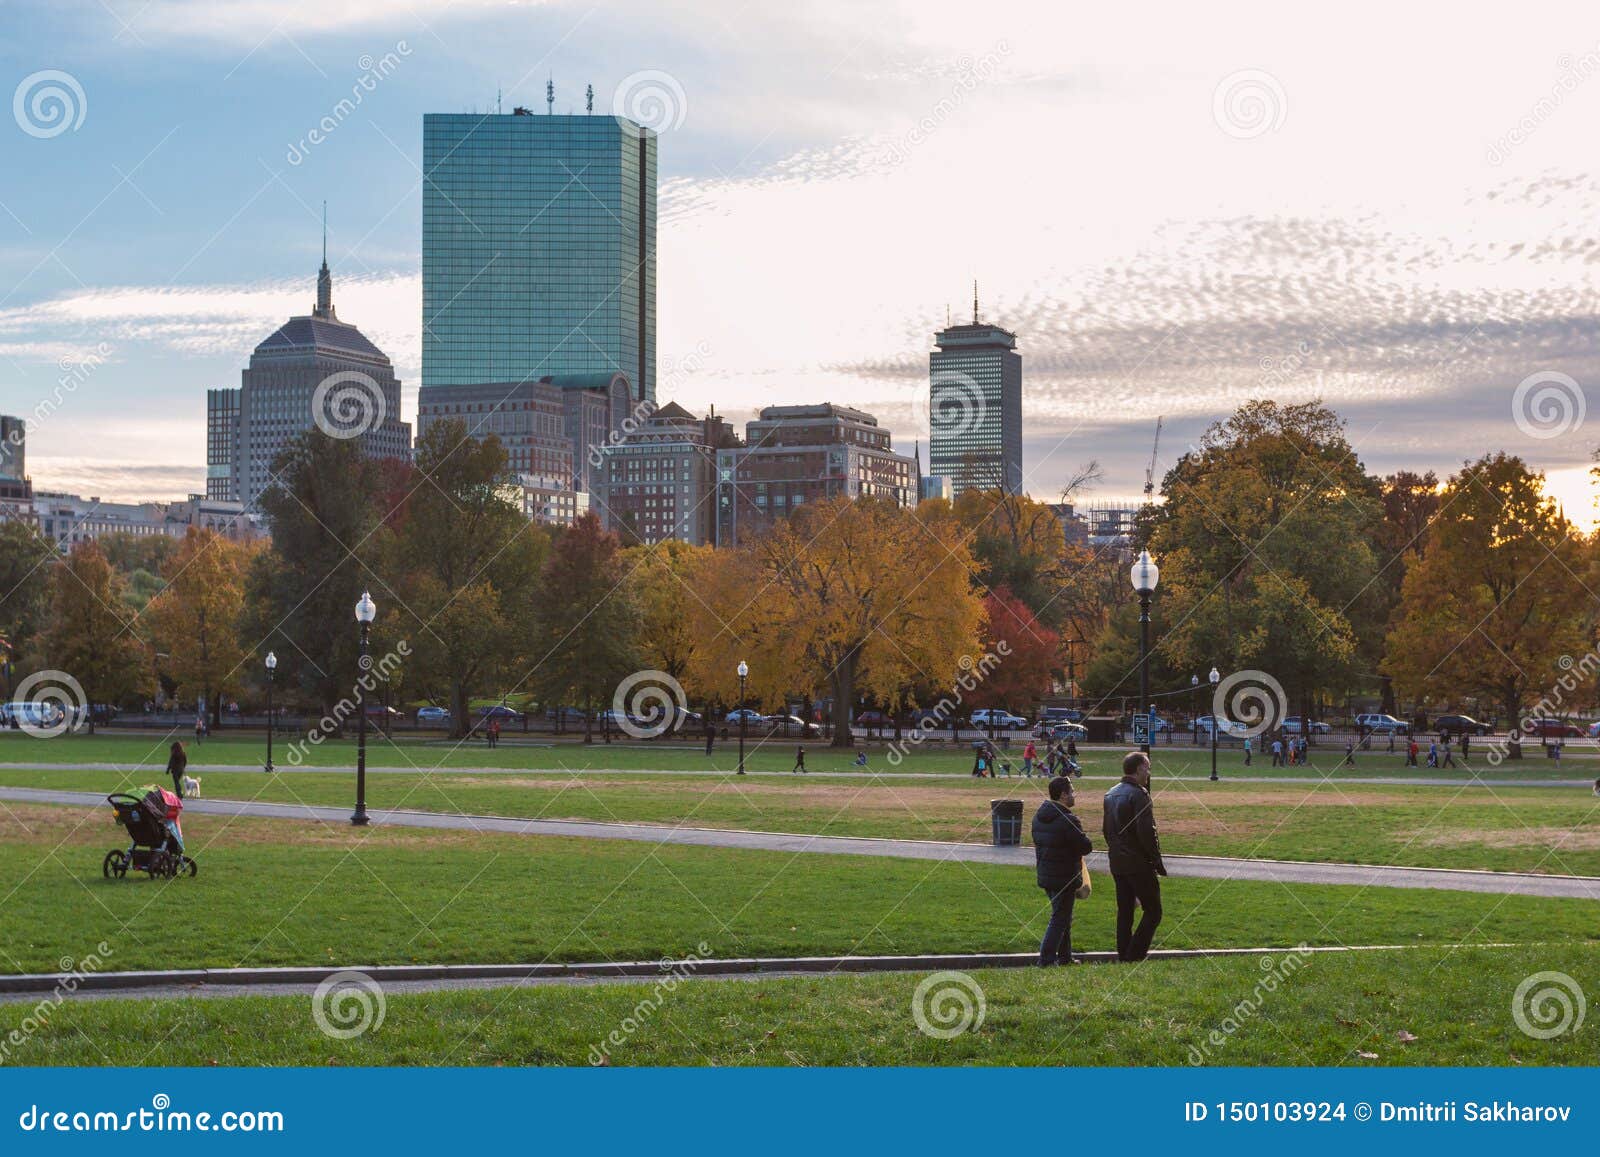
[182,775,201,798]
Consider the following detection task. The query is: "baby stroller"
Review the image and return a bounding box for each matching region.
[103,786,197,879]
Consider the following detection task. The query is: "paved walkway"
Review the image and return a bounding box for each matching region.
[0,761,1589,789]
[5,786,1597,900]
[0,942,1486,1002]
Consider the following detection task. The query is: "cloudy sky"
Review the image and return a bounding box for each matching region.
[3,0,1599,520]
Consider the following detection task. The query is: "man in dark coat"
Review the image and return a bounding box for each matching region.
[1032,776,1093,965]
[1102,750,1167,962]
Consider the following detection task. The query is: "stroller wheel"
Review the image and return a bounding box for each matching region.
[101,850,128,879]
[179,856,197,878]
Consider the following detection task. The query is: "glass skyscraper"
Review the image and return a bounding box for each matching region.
[422,110,657,405]
[928,304,1023,497]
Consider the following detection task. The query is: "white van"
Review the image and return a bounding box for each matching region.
[2,701,66,730]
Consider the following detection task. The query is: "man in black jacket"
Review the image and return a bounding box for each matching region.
[1032,776,1093,965]
[1102,750,1167,962]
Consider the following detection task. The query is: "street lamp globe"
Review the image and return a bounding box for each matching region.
[737,660,748,680]
[1209,666,1220,686]
[1190,674,1198,687]
[355,591,376,624]
[265,651,277,671]
[1129,550,1160,595]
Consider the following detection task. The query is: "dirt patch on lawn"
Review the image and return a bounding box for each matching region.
[1414,825,1600,850]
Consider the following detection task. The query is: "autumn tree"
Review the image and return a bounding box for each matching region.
[41,541,149,729]
[385,420,549,737]
[619,539,714,696]
[1383,453,1588,730]
[145,528,259,726]
[687,497,983,746]
[978,586,1059,712]
[527,513,641,741]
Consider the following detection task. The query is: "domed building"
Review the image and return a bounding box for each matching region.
[207,249,411,511]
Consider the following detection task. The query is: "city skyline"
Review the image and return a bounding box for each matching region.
[4,2,1600,520]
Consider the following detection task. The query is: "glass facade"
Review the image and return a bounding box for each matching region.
[928,322,1023,496]
[422,112,657,404]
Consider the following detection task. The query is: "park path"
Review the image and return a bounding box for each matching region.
[0,761,1589,789]
[3,786,1597,901]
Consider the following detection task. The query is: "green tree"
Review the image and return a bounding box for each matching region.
[242,431,387,724]
[528,513,641,742]
[387,420,549,737]
[0,520,56,692]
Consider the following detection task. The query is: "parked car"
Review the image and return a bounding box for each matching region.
[908,706,961,728]
[546,706,588,725]
[415,705,451,725]
[1037,706,1085,725]
[1522,718,1583,739]
[478,704,524,723]
[363,705,402,722]
[1354,713,1410,735]
[855,709,893,728]
[1194,715,1249,738]
[1281,717,1331,735]
[2,701,65,730]
[1587,721,1600,740]
[764,714,821,736]
[725,708,764,726]
[1034,722,1088,741]
[970,708,1029,730]
[1434,713,1492,737]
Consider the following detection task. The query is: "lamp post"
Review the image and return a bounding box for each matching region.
[1190,674,1199,746]
[736,660,749,775]
[1209,665,1221,781]
[1129,550,1160,754]
[352,591,375,826]
[264,651,277,773]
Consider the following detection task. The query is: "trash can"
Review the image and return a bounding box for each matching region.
[990,799,1024,847]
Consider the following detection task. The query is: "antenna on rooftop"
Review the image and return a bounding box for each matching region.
[586,84,594,114]
[547,77,555,114]
[973,280,979,325]
[496,87,502,114]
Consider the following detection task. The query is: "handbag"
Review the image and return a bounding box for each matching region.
[1075,863,1093,900]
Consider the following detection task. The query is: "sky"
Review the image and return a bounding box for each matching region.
[2,0,1600,522]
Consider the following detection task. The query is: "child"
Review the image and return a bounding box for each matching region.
[853,749,867,768]
[1406,737,1419,766]
[1243,736,1252,766]
[792,745,807,774]
[1022,740,1037,778]
[1342,737,1355,767]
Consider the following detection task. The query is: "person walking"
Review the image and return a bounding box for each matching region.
[1022,739,1038,778]
[1427,739,1439,768]
[704,716,716,756]
[1033,776,1093,966]
[1271,737,1283,767]
[1242,736,1252,766]
[1460,732,1471,762]
[193,715,206,745]
[1342,737,1355,767]
[488,718,500,749]
[165,740,188,799]
[1440,735,1457,769]
[1102,750,1167,963]
[792,744,807,774]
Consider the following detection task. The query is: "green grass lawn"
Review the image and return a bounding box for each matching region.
[0,804,1594,976]
[4,944,1592,1066]
[3,759,1598,877]
[2,729,1593,781]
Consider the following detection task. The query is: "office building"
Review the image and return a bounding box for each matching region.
[592,402,735,545]
[929,292,1022,497]
[220,253,411,511]
[714,403,917,547]
[422,109,657,405]
[31,492,260,551]
[0,416,33,526]
[413,371,632,526]
[206,388,239,501]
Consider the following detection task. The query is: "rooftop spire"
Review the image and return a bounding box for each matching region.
[314,201,335,320]
[547,76,554,114]
[973,280,979,325]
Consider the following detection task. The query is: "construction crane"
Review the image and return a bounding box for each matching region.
[1143,416,1164,504]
